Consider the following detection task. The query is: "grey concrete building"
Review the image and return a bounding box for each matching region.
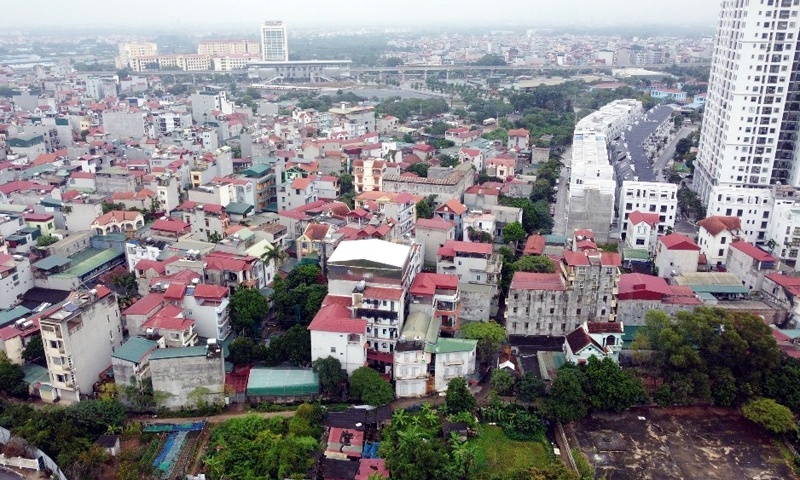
[149,343,225,410]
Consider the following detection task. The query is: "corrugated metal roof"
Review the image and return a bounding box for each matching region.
[150,346,208,360]
[246,367,319,397]
[112,337,159,364]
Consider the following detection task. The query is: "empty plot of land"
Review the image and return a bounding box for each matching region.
[567,407,794,480]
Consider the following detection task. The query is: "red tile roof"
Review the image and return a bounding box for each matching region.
[729,241,777,263]
[123,293,164,316]
[363,286,404,301]
[415,218,453,231]
[142,315,193,331]
[523,235,546,255]
[618,273,672,300]
[508,128,530,137]
[439,240,492,257]
[435,199,467,216]
[566,328,603,354]
[204,252,256,272]
[698,216,741,236]
[573,229,595,240]
[659,233,700,251]
[302,223,331,241]
[322,295,353,307]
[135,259,166,274]
[627,211,660,227]
[410,273,459,296]
[192,284,228,300]
[163,283,187,300]
[23,213,54,222]
[308,304,366,334]
[586,322,623,334]
[510,272,565,291]
[151,218,190,233]
[93,210,142,226]
[562,250,590,266]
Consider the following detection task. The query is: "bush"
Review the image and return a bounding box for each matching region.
[491,369,515,396]
[501,409,543,441]
[742,398,797,435]
[349,367,394,406]
[445,377,476,414]
[572,448,595,480]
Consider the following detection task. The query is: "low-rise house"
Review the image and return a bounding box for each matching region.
[0,317,42,364]
[0,253,34,309]
[463,184,501,209]
[522,235,546,256]
[414,218,455,266]
[762,272,800,324]
[697,216,742,268]
[624,211,660,251]
[654,233,701,278]
[308,303,367,375]
[436,240,500,286]
[462,211,495,243]
[111,337,159,390]
[149,342,225,410]
[459,147,484,171]
[431,338,478,392]
[91,211,145,235]
[393,311,439,398]
[725,241,778,291]
[409,273,460,336]
[434,199,468,239]
[564,321,623,364]
[617,273,701,325]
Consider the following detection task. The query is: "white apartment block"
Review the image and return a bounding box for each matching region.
[693,0,800,210]
[767,202,800,262]
[574,99,643,138]
[40,287,123,403]
[260,21,289,61]
[704,185,800,244]
[567,131,616,242]
[352,158,386,193]
[0,254,33,309]
[617,181,678,241]
[116,42,157,69]
[198,39,260,56]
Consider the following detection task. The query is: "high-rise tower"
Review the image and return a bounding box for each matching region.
[260,21,289,62]
[694,0,800,211]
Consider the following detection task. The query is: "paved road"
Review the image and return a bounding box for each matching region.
[552,146,572,237]
[654,125,698,181]
[0,468,22,480]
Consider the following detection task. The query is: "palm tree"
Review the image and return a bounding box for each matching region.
[392,408,411,430]
[261,244,287,269]
[420,403,439,430]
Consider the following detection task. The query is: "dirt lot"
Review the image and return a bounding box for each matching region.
[566,406,796,480]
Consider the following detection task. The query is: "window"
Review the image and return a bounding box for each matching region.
[331,347,336,353]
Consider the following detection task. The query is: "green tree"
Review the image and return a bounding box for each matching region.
[445,377,477,414]
[416,195,436,219]
[66,399,127,435]
[742,398,797,435]
[228,287,269,335]
[100,201,124,214]
[517,372,546,402]
[349,367,394,406]
[439,154,460,168]
[583,356,647,412]
[474,54,506,66]
[765,358,800,413]
[512,255,555,273]
[543,365,588,422]
[405,162,430,177]
[385,429,450,480]
[675,137,693,156]
[22,334,44,362]
[461,321,506,365]
[312,356,348,399]
[0,355,26,398]
[502,222,526,246]
[491,369,515,396]
[36,235,58,247]
[229,337,257,365]
[385,57,404,67]
[264,325,311,366]
[530,179,554,203]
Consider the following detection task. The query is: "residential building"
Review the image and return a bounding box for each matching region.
[434,199,468,239]
[697,216,743,268]
[414,218,455,266]
[39,287,123,402]
[505,249,621,336]
[566,131,616,243]
[0,317,44,365]
[393,312,439,397]
[431,338,477,392]
[308,303,367,375]
[617,181,678,241]
[174,202,230,241]
[762,272,800,324]
[693,0,800,211]
[352,158,386,194]
[436,240,501,287]
[198,39,260,56]
[111,337,159,390]
[458,147,484,172]
[654,233,701,278]
[617,273,701,326]
[329,104,376,135]
[508,128,530,151]
[149,343,225,410]
[725,241,779,292]
[624,211,660,251]
[0,253,34,309]
[382,163,474,205]
[91,211,145,236]
[354,191,419,237]
[564,321,623,364]
[116,42,158,69]
[279,176,318,212]
[462,211,495,242]
[408,273,460,336]
[260,21,289,62]
[296,223,338,262]
[767,203,800,263]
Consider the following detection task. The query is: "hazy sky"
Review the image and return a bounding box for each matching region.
[0,0,721,30]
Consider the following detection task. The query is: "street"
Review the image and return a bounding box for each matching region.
[653,125,698,181]
[552,146,571,237]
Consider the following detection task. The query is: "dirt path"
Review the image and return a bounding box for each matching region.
[136,409,295,425]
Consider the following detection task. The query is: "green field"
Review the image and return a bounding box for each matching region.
[471,425,554,477]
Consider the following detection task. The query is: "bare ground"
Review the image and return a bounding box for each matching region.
[566,406,796,480]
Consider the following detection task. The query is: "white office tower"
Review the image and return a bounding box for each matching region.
[260,21,289,62]
[693,0,800,244]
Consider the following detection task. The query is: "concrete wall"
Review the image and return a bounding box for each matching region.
[458,283,495,321]
[617,300,696,326]
[150,353,225,410]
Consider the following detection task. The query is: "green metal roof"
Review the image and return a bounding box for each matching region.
[431,338,478,354]
[0,306,31,327]
[150,346,208,360]
[112,337,159,364]
[225,202,254,215]
[686,285,749,294]
[544,234,566,246]
[40,198,63,208]
[33,255,71,270]
[246,367,319,397]
[242,164,271,176]
[22,364,49,386]
[52,248,123,278]
[622,325,644,348]
[622,248,651,261]
[402,312,440,350]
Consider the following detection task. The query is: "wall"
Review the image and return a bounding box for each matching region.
[150,353,225,410]
[458,283,495,321]
[310,330,365,375]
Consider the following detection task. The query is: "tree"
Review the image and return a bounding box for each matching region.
[229,337,257,365]
[99,266,137,297]
[512,255,555,273]
[229,287,269,335]
[416,195,436,219]
[66,399,127,435]
[385,57,404,67]
[22,334,44,362]
[438,154,460,168]
[517,372,546,402]
[445,377,477,414]
[742,398,797,435]
[349,367,394,406]
[530,179,554,203]
[461,321,506,365]
[385,429,450,480]
[765,358,800,413]
[474,54,506,66]
[264,325,311,366]
[583,356,647,412]
[675,137,693,156]
[0,354,26,398]
[502,222,526,247]
[312,356,347,399]
[491,369,515,396]
[36,235,58,247]
[405,162,430,177]
[543,365,588,422]
[101,202,124,214]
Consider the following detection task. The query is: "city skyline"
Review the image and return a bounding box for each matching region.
[0,0,721,30]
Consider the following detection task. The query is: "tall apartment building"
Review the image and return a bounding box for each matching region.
[40,287,123,403]
[198,39,260,56]
[693,0,800,216]
[260,21,289,61]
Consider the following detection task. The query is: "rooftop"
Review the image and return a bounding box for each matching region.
[328,239,410,268]
[111,337,159,364]
[149,346,209,360]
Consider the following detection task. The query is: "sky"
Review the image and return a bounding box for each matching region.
[0,0,721,31]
